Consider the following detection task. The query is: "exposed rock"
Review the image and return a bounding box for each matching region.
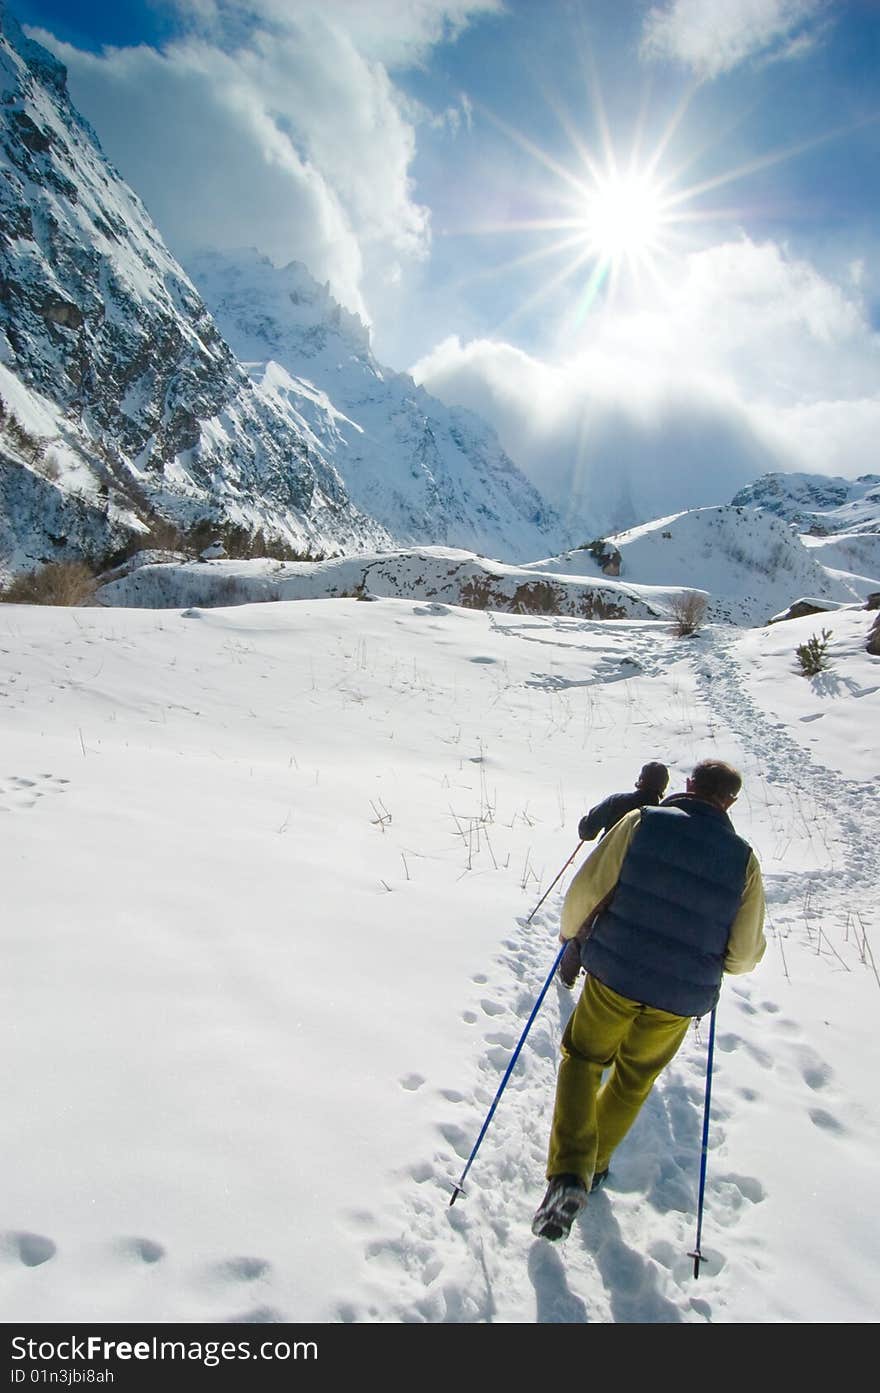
[769,597,842,625]
[41,294,83,329]
[10,108,50,152]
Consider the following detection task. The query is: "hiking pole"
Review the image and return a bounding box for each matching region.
[688,1006,717,1278]
[525,841,584,924]
[449,942,567,1205]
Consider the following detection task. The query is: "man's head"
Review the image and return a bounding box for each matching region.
[636,762,669,795]
[687,760,742,810]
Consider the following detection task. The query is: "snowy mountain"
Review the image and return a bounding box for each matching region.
[186,249,564,562]
[522,504,880,625]
[732,471,880,536]
[0,3,391,575]
[0,2,564,576]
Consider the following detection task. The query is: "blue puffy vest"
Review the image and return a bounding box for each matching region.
[581,796,752,1017]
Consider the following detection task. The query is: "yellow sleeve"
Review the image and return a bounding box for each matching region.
[723,852,766,974]
[560,809,641,940]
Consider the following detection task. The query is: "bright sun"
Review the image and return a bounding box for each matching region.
[579,172,668,263]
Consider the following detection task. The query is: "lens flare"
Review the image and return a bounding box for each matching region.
[578,172,668,263]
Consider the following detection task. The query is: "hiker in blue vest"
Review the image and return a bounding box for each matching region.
[533,759,766,1242]
[558,761,670,989]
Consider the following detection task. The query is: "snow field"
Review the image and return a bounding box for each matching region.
[0,597,877,1322]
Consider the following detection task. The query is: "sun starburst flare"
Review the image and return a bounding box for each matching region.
[443,56,862,344]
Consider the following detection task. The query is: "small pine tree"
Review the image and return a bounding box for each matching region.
[795,627,832,676]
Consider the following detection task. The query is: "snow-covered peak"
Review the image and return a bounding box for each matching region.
[188,248,565,562]
[0,1,66,95]
[732,471,880,536]
[187,248,372,363]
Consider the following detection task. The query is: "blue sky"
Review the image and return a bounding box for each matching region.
[12,1,880,521]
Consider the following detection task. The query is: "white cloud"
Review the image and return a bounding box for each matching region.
[31,1,498,318]
[412,239,880,534]
[641,0,828,79]
[168,0,503,67]
[35,34,369,314]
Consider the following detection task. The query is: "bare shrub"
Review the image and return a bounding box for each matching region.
[0,561,97,606]
[669,590,707,636]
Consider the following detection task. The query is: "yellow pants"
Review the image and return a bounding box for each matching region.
[547,974,691,1184]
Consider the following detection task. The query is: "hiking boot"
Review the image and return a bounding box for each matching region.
[590,1168,609,1192]
[531,1174,588,1241]
[557,939,582,990]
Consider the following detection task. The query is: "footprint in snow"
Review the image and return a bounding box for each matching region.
[0,773,70,813]
[438,1088,466,1103]
[206,1255,271,1284]
[528,1243,590,1324]
[484,1030,516,1049]
[117,1236,165,1264]
[0,1230,57,1267]
[223,1306,285,1324]
[796,1050,833,1092]
[399,1073,425,1091]
[718,1172,765,1204]
[438,1122,471,1160]
[808,1108,846,1135]
[716,1032,773,1070]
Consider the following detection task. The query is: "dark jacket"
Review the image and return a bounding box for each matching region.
[578,788,663,842]
[581,795,753,1017]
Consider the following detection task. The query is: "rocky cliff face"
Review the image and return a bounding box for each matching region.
[0,3,390,574]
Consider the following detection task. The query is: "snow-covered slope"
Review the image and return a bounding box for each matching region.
[799,530,880,583]
[187,249,564,562]
[0,3,391,573]
[96,545,676,622]
[1,593,878,1323]
[94,505,880,627]
[524,505,879,624]
[732,472,880,536]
